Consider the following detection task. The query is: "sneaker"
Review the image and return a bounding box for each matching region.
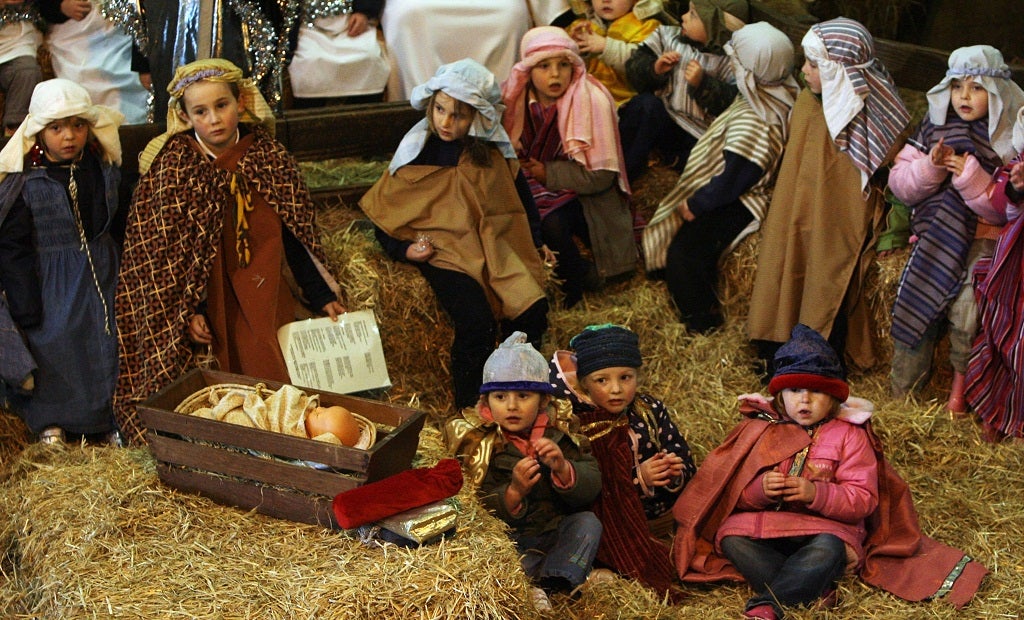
[530,587,552,613]
[39,426,65,445]
[743,604,778,620]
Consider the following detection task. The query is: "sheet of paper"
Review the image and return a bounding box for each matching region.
[277,311,392,394]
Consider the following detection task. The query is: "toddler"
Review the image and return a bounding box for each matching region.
[502,26,634,308]
[449,332,603,613]
[0,79,125,444]
[550,323,694,600]
[619,0,748,181]
[674,324,987,618]
[888,45,1024,411]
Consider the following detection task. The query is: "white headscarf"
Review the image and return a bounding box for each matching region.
[1013,104,1024,155]
[0,79,124,182]
[724,22,799,141]
[926,45,1024,163]
[389,58,515,173]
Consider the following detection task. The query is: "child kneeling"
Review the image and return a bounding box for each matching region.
[448,332,603,612]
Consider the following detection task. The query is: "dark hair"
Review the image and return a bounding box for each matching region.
[425,91,492,167]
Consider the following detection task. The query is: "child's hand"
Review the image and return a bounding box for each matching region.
[540,244,558,268]
[929,137,955,168]
[1011,161,1024,192]
[943,152,968,177]
[574,30,607,55]
[321,300,346,321]
[683,59,704,87]
[676,199,695,222]
[533,437,572,484]
[761,468,786,499]
[638,451,685,487]
[60,0,92,20]
[522,158,547,185]
[405,239,434,262]
[780,475,816,504]
[346,12,369,36]
[654,51,682,75]
[188,314,213,344]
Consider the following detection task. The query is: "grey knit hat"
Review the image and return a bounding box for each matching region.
[570,324,643,378]
[480,332,555,394]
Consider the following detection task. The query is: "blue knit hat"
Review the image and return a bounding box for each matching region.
[768,324,849,402]
[570,324,643,378]
[480,332,554,394]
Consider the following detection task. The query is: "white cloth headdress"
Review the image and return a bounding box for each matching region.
[724,22,799,142]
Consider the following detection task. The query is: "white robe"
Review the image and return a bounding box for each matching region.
[289,14,390,98]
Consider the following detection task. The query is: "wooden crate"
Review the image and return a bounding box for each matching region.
[137,368,426,528]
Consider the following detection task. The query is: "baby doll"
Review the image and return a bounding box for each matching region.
[966,104,1024,441]
[502,26,635,308]
[619,0,748,181]
[673,324,987,618]
[447,332,603,613]
[566,0,665,107]
[549,323,694,600]
[0,78,125,445]
[888,46,1024,411]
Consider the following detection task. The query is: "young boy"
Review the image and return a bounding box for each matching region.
[114,59,345,445]
[448,332,603,613]
[673,324,987,618]
[619,0,748,182]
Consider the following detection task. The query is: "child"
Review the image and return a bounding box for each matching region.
[888,46,1024,410]
[42,0,150,124]
[747,18,910,376]
[501,26,634,308]
[673,324,987,618]
[448,332,603,613]
[360,59,550,412]
[619,0,748,182]
[0,1,43,134]
[114,59,345,446]
[288,0,390,106]
[566,0,664,107]
[0,78,125,444]
[966,104,1024,441]
[642,21,798,333]
[549,323,695,600]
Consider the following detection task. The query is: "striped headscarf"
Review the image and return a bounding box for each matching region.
[802,18,910,190]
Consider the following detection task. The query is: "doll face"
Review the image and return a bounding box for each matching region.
[778,388,836,427]
[801,58,822,94]
[40,116,90,163]
[949,77,989,122]
[430,91,475,142]
[178,80,245,157]
[530,56,574,107]
[594,0,636,22]
[581,366,638,415]
[681,2,709,45]
[486,390,548,435]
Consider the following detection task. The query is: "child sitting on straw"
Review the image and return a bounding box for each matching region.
[673,324,987,620]
[447,332,604,613]
[549,323,694,601]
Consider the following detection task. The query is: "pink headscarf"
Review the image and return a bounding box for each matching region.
[501,26,629,194]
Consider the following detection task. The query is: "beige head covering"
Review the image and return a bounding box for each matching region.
[724,22,799,141]
[138,58,275,174]
[1014,104,1024,155]
[0,79,124,183]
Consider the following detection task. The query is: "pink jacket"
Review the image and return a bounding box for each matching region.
[889,143,1005,226]
[988,153,1023,223]
[715,399,879,566]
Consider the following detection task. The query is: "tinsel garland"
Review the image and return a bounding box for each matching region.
[99,0,149,51]
[300,0,353,28]
[228,0,301,109]
[0,4,44,30]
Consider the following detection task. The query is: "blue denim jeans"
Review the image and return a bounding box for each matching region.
[513,511,602,592]
[721,533,846,616]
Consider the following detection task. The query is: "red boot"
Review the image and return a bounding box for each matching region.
[948,371,967,417]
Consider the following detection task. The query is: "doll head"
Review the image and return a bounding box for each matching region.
[571,324,643,415]
[305,404,362,446]
[768,324,848,427]
[685,0,749,50]
[479,332,554,435]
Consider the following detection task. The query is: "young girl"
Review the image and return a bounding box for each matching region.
[549,323,695,600]
[501,26,634,308]
[673,324,987,618]
[447,332,603,613]
[114,59,345,445]
[0,78,125,444]
[888,46,1024,410]
[620,0,748,182]
[966,104,1024,441]
[360,59,550,411]
[747,18,910,376]
[642,21,798,333]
